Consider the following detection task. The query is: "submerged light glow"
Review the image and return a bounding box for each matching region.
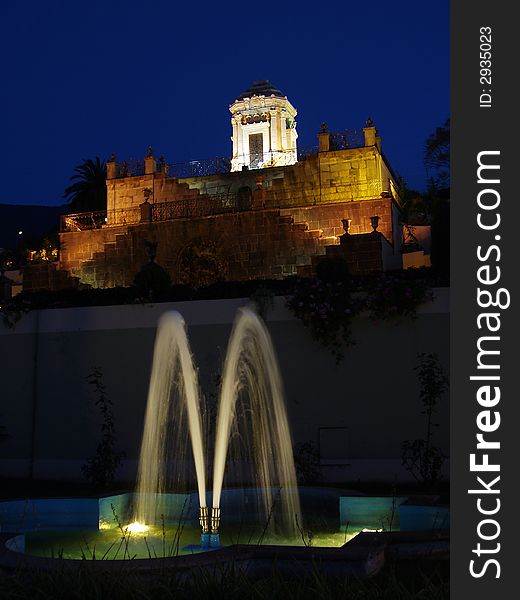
[126,521,149,534]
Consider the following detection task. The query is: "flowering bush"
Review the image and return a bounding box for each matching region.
[286,278,361,364]
[365,275,433,320]
[288,273,433,363]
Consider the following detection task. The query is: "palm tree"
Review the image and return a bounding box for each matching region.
[63,157,107,213]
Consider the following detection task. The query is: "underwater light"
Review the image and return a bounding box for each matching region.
[126,521,149,533]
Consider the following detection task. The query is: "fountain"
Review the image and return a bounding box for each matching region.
[132,312,207,537]
[0,306,443,570]
[132,307,301,548]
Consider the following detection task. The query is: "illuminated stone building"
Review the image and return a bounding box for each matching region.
[29,81,410,291]
[230,80,298,172]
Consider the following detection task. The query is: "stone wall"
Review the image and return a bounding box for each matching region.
[22,263,80,293]
[56,144,401,290]
[59,198,396,288]
[279,197,395,240]
[322,234,384,275]
[108,145,394,214]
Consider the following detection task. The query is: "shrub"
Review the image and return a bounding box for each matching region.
[82,367,124,488]
[402,353,448,485]
[287,278,361,364]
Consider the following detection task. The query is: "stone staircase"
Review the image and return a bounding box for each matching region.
[274,214,339,277]
[22,262,83,292]
[79,230,136,288]
[59,206,344,289]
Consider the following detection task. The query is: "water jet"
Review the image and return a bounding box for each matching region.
[132,307,301,547]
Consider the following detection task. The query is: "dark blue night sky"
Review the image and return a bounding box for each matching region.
[0,1,449,206]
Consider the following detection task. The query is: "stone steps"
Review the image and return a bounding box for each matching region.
[318,235,339,245]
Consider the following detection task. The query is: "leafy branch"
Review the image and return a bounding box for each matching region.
[402,353,448,485]
[82,367,124,488]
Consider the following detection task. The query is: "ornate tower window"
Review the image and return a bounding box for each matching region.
[249,133,263,168]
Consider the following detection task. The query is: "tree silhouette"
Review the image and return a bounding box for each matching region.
[424,119,450,281]
[63,157,107,213]
[424,118,450,190]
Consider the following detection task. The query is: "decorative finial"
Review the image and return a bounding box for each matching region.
[320,123,329,133]
[143,187,153,201]
[341,218,352,234]
[109,152,116,162]
[366,117,374,127]
[147,146,154,157]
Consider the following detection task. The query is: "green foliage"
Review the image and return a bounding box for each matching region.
[249,285,275,320]
[288,274,433,363]
[0,561,449,599]
[402,353,448,485]
[63,157,107,212]
[287,277,360,364]
[133,262,172,301]
[425,118,450,191]
[315,256,350,283]
[401,439,445,486]
[293,440,322,485]
[82,367,124,488]
[366,275,433,320]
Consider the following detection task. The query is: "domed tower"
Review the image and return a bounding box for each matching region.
[230,80,298,172]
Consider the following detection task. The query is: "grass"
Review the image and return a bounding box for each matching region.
[0,560,448,599]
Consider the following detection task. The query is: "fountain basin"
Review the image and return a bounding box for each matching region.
[0,531,392,579]
[0,488,449,561]
[0,488,351,559]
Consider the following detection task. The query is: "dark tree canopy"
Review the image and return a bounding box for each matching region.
[424,118,450,190]
[63,157,107,213]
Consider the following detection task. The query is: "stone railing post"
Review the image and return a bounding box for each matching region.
[140,200,152,223]
[363,118,377,147]
[144,147,157,175]
[140,188,153,222]
[317,123,331,152]
[106,153,118,179]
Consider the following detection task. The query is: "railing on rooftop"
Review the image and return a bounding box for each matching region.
[60,175,389,234]
[61,211,108,232]
[329,129,364,150]
[166,156,232,178]
[152,193,236,220]
[60,193,239,233]
[118,159,146,177]
[110,129,364,180]
[61,128,382,233]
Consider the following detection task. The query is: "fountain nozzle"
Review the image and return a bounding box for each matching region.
[210,507,220,534]
[199,506,209,534]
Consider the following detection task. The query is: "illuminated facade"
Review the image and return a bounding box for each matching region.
[230,81,298,172]
[23,81,426,292]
